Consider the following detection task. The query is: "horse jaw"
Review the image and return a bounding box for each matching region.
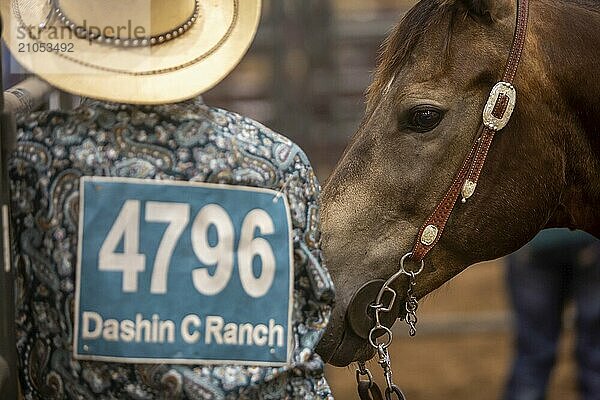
[315,168,469,366]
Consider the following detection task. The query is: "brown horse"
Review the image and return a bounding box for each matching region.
[316,0,600,366]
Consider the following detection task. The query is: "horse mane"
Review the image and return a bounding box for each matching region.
[366,0,600,106]
[366,0,458,104]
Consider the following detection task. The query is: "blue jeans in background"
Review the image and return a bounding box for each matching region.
[504,234,600,400]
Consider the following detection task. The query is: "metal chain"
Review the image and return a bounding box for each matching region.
[377,344,406,400]
[356,361,385,400]
[355,252,423,400]
[404,271,419,337]
[356,361,373,388]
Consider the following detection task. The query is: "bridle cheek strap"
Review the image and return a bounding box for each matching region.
[352,2,530,398]
[411,0,530,262]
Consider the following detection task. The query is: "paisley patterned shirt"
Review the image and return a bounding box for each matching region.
[9,98,335,399]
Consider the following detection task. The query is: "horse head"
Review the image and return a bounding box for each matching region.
[317,0,600,366]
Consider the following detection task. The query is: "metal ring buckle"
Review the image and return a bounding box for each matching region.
[356,367,374,388]
[368,325,393,349]
[385,385,407,400]
[371,286,397,315]
[399,252,424,277]
[372,252,423,311]
[482,81,517,131]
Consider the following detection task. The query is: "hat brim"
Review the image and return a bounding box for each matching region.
[1,0,261,104]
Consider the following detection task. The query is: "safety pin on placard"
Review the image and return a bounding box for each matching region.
[272,176,293,203]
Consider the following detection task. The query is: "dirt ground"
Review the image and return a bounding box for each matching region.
[324,261,579,400]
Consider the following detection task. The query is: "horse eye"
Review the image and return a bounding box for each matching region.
[408,108,443,132]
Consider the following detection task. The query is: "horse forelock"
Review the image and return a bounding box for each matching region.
[366,0,460,104]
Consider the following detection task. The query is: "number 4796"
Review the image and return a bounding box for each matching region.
[98,200,277,298]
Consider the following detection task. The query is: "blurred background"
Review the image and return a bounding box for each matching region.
[2,0,584,398]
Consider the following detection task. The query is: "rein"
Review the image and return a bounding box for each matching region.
[351,0,530,398]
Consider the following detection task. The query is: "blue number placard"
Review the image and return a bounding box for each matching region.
[74,177,293,366]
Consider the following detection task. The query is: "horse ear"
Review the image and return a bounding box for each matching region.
[459,0,513,23]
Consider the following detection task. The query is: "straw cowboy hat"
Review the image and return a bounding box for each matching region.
[1,0,261,104]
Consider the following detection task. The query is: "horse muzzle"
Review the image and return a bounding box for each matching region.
[346,279,402,339]
[316,278,405,367]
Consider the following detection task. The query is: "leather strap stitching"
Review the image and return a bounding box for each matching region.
[410,0,529,262]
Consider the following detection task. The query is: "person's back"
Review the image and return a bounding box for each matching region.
[2,0,336,397]
[10,98,335,399]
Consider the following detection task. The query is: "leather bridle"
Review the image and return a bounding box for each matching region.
[351,0,530,398]
[411,0,529,262]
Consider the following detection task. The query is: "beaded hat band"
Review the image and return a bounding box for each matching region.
[53,0,201,48]
[2,0,262,104]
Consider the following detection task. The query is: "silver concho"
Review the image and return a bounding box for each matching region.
[461,179,477,203]
[482,81,517,131]
[420,224,439,246]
